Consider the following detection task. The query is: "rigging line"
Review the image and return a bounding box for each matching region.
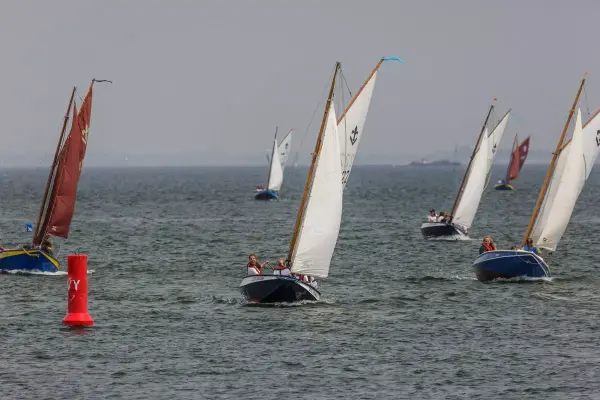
[290,64,338,168]
[583,86,592,116]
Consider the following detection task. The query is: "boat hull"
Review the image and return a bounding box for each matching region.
[472,250,549,281]
[239,275,320,303]
[420,222,467,239]
[0,249,60,273]
[254,190,279,200]
[494,183,514,191]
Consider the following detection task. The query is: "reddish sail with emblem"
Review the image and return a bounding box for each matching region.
[0,79,108,273]
[494,134,530,190]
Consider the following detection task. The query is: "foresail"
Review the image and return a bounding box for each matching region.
[453,111,509,229]
[277,129,293,169]
[267,139,284,191]
[452,129,490,230]
[291,105,343,278]
[534,109,600,251]
[338,71,377,189]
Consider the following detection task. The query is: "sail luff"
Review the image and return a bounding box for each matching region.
[449,104,494,219]
[522,77,586,246]
[287,62,340,263]
[336,59,383,124]
[33,87,76,246]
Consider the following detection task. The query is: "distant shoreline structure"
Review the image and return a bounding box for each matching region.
[406,158,461,167]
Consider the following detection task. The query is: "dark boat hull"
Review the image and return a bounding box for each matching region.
[254,190,279,200]
[420,222,467,239]
[239,275,320,303]
[472,250,550,281]
[0,249,60,273]
[494,183,514,191]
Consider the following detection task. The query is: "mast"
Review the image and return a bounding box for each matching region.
[505,134,519,183]
[266,126,278,188]
[449,103,494,219]
[33,87,76,245]
[287,62,340,263]
[522,77,586,246]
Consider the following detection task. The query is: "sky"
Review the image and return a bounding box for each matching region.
[1,0,600,166]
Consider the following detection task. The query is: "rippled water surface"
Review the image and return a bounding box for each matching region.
[1,165,600,399]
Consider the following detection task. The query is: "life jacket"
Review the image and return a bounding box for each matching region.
[274,264,286,270]
[247,262,262,275]
[482,243,494,252]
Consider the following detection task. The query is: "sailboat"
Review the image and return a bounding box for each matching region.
[420,103,510,239]
[473,76,600,281]
[0,80,104,273]
[254,128,293,200]
[494,134,530,190]
[240,62,343,302]
[240,57,402,303]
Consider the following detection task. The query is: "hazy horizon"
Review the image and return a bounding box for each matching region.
[2,1,600,167]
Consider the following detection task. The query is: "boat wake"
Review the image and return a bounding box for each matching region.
[427,234,473,242]
[483,276,554,283]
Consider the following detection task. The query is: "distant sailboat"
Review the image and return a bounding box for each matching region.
[0,80,105,272]
[473,77,600,281]
[494,134,530,190]
[421,103,510,239]
[254,128,293,200]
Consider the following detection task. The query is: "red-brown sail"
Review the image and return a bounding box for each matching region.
[506,135,530,183]
[35,82,94,245]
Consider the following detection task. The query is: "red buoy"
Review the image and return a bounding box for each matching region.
[62,254,94,327]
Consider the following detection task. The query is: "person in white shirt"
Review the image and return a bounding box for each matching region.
[427,209,437,222]
[272,258,291,276]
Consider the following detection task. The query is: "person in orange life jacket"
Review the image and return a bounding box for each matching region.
[479,235,496,254]
[272,258,291,276]
[247,254,270,275]
[522,237,539,255]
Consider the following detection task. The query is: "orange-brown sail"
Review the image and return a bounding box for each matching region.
[34,82,94,245]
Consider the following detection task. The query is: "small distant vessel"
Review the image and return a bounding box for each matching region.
[254,127,292,200]
[408,159,460,167]
[0,80,105,273]
[421,102,510,239]
[473,77,600,281]
[494,134,530,190]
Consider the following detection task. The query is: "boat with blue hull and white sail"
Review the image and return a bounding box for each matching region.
[474,76,600,281]
[254,128,292,200]
[241,57,402,303]
[421,102,510,239]
[494,134,530,190]
[0,80,105,273]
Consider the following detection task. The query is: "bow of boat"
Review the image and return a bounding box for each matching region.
[239,275,320,303]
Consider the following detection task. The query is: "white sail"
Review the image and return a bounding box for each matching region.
[338,71,377,189]
[267,138,284,191]
[452,111,510,230]
[277,129,293,170]
[534,109,600,251]
[291,104,343,278]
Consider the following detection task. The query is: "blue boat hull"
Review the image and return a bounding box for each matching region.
[254,190,279,200]
[472,250,549,281]
[0,249,60,273]
[494,183,514,191]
